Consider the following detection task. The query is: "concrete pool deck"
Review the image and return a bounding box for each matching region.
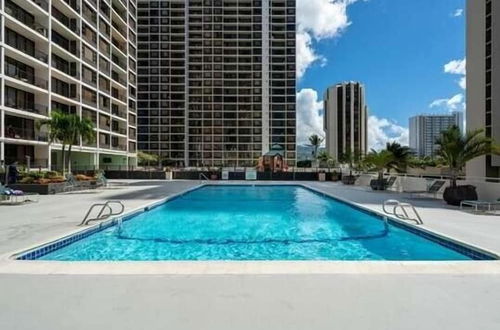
[1,180,500,330]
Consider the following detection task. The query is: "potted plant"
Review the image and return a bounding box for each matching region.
[436,126,500,205]
[339,148,361,185]
[364,150,395,190]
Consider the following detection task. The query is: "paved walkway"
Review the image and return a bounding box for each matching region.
[1,180,500,330]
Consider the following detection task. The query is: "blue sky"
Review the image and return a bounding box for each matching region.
[296,0,466,148]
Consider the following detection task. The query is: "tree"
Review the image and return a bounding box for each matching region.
[317,151,335,168]
[308,134,324,159]
[339,147,362,176]
[137,151,159,166]
[386,142,413,172]
[435,126,500,188]
[39,111,96,174]
[66,115,96,172]
[38,111,72,174]
[364,149,396,183]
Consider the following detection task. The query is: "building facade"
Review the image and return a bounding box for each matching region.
[409,112,464,158]
[137,0,296,167]
[323,82,368,160]
[0,0,138,171]
[467,0,500,178]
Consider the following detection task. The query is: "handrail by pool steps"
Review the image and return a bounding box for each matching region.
[199,173,209,183]
[79,200,125,226]
[383,199,424,225]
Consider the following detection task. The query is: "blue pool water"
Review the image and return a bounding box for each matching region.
[39,185,474,261]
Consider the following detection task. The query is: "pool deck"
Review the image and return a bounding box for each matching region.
[1,180,500,330]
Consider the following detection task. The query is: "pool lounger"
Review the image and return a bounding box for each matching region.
[460,200,500,213]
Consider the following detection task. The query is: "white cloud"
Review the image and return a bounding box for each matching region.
[296,88,324,144]
[296,0,359,78]
[444,59,466,75]
[452,9,463,17]
[459,76,466,90]
[444,58,466,90]
[296,32,324,79]
[429,93,465,111]
[368,116,409,151]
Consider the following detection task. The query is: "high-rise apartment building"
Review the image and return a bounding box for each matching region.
[409,112,464,158]
[137,0,296,167]
[323,82,368,160]
[467,0,500,178]
[0,0,137,170]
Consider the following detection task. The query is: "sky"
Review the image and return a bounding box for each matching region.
[296,0,466,149]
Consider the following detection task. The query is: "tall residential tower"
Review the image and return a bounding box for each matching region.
[467,0,500,177]
[409,112,464,157]
[0,0,138,170]
[137,0,296,167]
[323,82,368,160]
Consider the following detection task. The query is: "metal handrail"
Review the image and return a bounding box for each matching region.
[383,199,424,225]
[199,173,209,182]
[79,200,124,226]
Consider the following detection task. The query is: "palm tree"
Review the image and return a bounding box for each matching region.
[386,142,413,172]
[38,111,72,174]
[39,111,96,173]
[436,125,500,188]
[317,151,335,168]
[308,134,324,159]
[66,115,96,172]
[339,147,362,176]
[363,149,395,189]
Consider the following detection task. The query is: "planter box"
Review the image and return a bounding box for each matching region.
[9,183,66,195]
[9,180,99,195]
[318,173,326,182]
[342,175,357,185]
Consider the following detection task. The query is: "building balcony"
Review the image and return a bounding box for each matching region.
[53,7,79,32]
[5,63,48,89]
[4,1,48,38]
[4,98,48,117]
[30,0,49,12]
[4,127,48,142]
[56,0,80,14]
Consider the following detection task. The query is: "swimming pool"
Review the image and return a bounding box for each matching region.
[19,185,494,261]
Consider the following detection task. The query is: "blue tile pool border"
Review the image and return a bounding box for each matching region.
[13,183,498,261]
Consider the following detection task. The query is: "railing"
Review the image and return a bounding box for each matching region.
[4,100,48,116]
[5,40,48,63]
[111,72,127,86]
[61,0,80,13]
[5,64,48,89]
[80,200,124,226]
[112,55,127,71]
[4,4,48,37]
[112,20,127,39]
[112,38,127,54]
[52,6,78,31]
[31,0,49,11]
[4,127,48,142]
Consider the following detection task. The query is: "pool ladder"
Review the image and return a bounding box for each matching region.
[199,173,209,183]
[383,200,424,225]
[79,200,125,226]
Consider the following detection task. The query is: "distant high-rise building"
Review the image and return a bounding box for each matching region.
[137,0,296,167]
[467,0,500,178]
[409,112,464,157]
[0,0,138,170]
[323,82,368,160]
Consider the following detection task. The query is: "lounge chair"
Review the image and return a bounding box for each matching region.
[405,180,446,199]
[63,173,79,192]
[0,184,39,205]
[460,200,500,213]
[96,172,108,187]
